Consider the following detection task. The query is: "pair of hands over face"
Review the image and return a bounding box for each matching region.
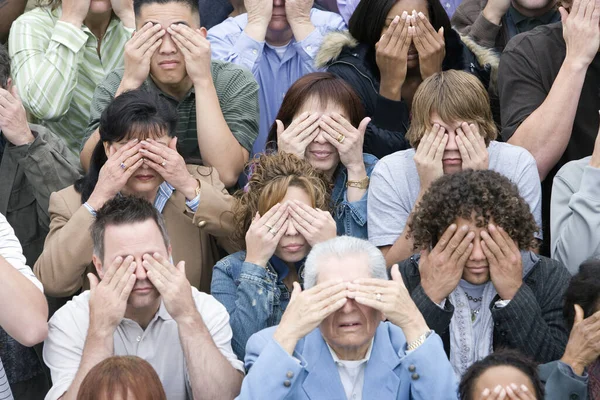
[245,0,314,29]
[419,223,523,304]
[62,0,133,26]
[414,122,489,191]
[244,200,337,267]
[88,253,196,332]
[276,111,370,171]
[376,10,445,91]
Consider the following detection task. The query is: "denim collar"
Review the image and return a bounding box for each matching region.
[269,255,305,283]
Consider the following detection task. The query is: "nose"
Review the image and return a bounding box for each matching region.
[285,219,299,236]
[134,259,148,281]
[159,32,178,55]
[340,298,357,313]
[469,238,486,262]
[445,131,458,151]
[312,128,327,144]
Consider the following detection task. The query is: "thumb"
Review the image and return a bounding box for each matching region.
[358,117,371,135]
[88,273,99,290]
[9,85,20,101]
[438,26,444,37]
[177,260,186,274]
[290,281,302,301]
[574,304,585,325]
[169,136,178,150]
[559,6,568,23]
[390,264,402,282]
[276,120,285,136]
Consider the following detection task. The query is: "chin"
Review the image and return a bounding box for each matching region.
[463,273,491,285]
[407,59,420,70]
[442,165,463,175]
[268,20,291,32]
[89,0,112,14]
[150,69,187,86]
[128,291,160,309]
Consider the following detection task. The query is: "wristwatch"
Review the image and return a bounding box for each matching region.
[407,330,434,351]
[346,175,369,189]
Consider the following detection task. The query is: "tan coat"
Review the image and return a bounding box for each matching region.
[34,165,236,297]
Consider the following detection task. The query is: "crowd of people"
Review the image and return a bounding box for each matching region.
[0,0,599,398]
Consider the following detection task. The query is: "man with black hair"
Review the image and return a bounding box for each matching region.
[80,0,260,188]
[44,195,243,400]
[0,43,80,400]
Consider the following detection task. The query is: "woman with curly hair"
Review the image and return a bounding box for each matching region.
[397,169,570,376]
[211,152,337,360]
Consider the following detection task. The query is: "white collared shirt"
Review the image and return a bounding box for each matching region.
[326,340,374,400]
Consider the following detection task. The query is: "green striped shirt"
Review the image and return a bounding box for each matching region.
[82,61,260,162]
[8,7,132,153]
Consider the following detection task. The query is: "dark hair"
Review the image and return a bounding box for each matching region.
[563,259,600,331]
[91,195,170,262]
[266,72,365,149]
[77,356,167,400]
[348,0,463,72]
[133,0,199,16]
[74,89,178,203]
[409,169,539,251]
[0,44,10,89]
[459,349,544,400]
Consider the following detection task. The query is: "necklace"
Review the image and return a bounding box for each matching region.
[464,292,483,303]
[471,308,481,322]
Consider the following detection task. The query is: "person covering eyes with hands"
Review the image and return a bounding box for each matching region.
[266,72,378,239]
[34,89,236,303]
[211,152,337,360]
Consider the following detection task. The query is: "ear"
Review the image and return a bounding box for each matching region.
[198,27,208,38]
[103,142,113,158]
[92,254,105,279]
[5,77,12,90]
[167,244,173,260]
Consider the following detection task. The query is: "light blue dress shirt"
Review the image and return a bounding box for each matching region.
[207,10,346,155]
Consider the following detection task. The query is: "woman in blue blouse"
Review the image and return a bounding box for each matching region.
[267,72,377,239]
[211,152,337,360]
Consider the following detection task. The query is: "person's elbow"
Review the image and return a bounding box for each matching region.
[17,318,48,347]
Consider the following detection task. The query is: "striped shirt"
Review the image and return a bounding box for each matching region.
[81,61,259,162]
[8,7,132,153]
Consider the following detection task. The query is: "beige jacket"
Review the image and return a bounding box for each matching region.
[34,165,236,297]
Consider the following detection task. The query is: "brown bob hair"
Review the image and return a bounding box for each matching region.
[266,72,365,148]
[77,356,167,400]
[406,70,497,149]
[233,152,330,248]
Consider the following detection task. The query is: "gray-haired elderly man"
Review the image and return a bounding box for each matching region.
[237,236,458,400]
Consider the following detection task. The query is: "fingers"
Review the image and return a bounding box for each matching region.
[291,113,320,137]
[290,281,302,302]
[434,134,448,162]
[101,256,125,284]
[427,124,446,159]
[431,223,457,254]
[290,200,319,220]
[415,126,437,157]
[169,23,206,48]
[482,224,510,258]
[505,384,534,400]
[328,112,356,134]
[114,261,137,294]
[442,224,470,256]
[574,304,585,325]
[390,264,403,283]
[258,203,283,226]
[108,256,135,290]
[112,139,140,159]
[88,273,99,290]
[379,15,400,49]
[449,230,475,264]
[265,204,289,231]
[276,119,285,137]
[295,117,321,143]
[142,253,173,283]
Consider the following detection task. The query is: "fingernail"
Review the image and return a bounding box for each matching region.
[521,385,528,392]
[418,11,425,18]
[393,15,400,22]
[494,385,502,394]
[132,138,138,142]
[510,383,518,390]
[488,224,495,231]
[461,225,468,231]
[401,11,408,18]
[467,231,475,238]
[449,224,456,230]
[481,388,490,396]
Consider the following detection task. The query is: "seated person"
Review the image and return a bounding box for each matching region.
[80,0,260,187]
[8,0,134,152]
[452,0,559,52]
[317,0,495,159]
[77,356,167,400]
[43,195,243,400]
[540,259,600,400]
[368,70,541,266]
[211,152,336,359]
[398,169,570,375]
[207,0,346,155]
[34,89,235,298]
[497,0,600,254]
[0,0,27,43]
[238,236,458,399]
[459,350,544,400]
[0,43,80,399]
[266,72,377,238]
[551,125,600,274]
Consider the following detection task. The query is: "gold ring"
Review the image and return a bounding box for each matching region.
[337,134,345,144]
[375,292,382,302]
[161,159,166,167]
[270,228,277,236]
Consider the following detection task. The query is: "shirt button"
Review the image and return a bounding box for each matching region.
[411,373,420,380]
[283,380,291,387]
[197,220,207,228]
[286,371,294,378]
[136,336,141,342]
[252,49,257,55]
[408,365,416,372]
[446,3,451,7]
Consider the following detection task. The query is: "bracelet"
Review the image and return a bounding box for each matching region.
[407,330,433,351]
[346,175,369,189]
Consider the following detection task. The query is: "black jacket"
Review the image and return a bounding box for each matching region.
[315,31,498,159]
[397,253,570,365]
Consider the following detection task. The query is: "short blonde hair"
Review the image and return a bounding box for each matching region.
[406,70,497,149]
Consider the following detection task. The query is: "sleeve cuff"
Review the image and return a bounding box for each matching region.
[577,165,600,200]
[185,194,200,212]
[51,20,88,53]
[233,31,264,69]
[294,28,321,61]
[557,361,589,381]
[469,13,502,48]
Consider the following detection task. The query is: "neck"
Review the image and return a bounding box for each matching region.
[124,301,161,330]
[151,76,194,101]
[266,29,293,47]
[510,0,557,17]
[122,186,161,204]
[323,165,338,180]
[329,341,371,361]
[84,11,112,40]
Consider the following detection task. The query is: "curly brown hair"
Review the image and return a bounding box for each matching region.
[232,153,331,249]
[408,169,539,251]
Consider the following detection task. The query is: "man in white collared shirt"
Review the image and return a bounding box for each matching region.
[43,195,243,400]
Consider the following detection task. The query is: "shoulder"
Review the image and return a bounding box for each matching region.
[530,255,570,281]
[191,287,231,323]
[13,6,56,27]
[246,326,280,352]
[310,8,345,26]
[363,153,379,174]
[214,251,247,270]
[210,60,257,87]
[315,30,359,68]
[374,150,415,175]
[489,141,535,161]
[555,157,590,185]
[49,291,91,329]
[208,14,247,36]
[50,185,81,212]
[503,22,564,54]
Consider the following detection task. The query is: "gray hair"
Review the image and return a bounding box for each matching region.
[303,236,388,289]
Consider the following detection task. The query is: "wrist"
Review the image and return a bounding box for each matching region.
[497,281,521,300]
[87,191,111,211]
[482,5,505,25]
[563,56,594,74]
[7,128,35,146]
[561,354,586,375]
[379,81,403,101]
[273,326,299,356]
[421,282,446,304]
[245,19,269,42]
[244,256,269,268]
[59,15,84,28]
[117,77,144,96]
[180,176,199,201]
[346,164,367,179]
[174,309,203,328]
[402,316,430,345]
[88,320,117,339]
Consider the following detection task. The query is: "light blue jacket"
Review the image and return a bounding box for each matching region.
[237,322,458,400]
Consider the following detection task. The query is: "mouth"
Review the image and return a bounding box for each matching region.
[283,243,304,252]
[407,52,419,61]
[132,287,153,293]
[466,266,488,274]
[442,158,462,165]
[158,60,179,69]
[309,150,333,160]
[135,174,155,182]
[339,322,362,329]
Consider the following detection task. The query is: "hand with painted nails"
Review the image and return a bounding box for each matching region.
[414,124,447,191]
[409,10,445,80]
[482,224,522,300]
[376,12,412,101]
[288,200,337,247]
[455,122,489,171]
[276,112,321,159]
[244,203,290,268]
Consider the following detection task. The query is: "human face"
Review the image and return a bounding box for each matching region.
[269,0,291,34]
[454,216,494,285]
[382,0,430,69]
[96,219,168,312]
[513,0,557,16]
[273,186,311,263]
[295,97,343,176]
[136,3,202,89]
[105,132,171,196]
[319,254,383,360]
[430,111,480,175]
[472,366,538,399]
[88,0,112,16]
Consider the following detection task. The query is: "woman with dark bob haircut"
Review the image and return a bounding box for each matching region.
[34,89,235,300]
[397,169,570,376]
[77,356,167,400]
[267,72,378,239]
[459,349,544,400]
[315,0,496,159]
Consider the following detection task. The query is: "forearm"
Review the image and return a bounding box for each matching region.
[61,328,114,400]
[383,192,424,266]
[508,60,588,180]
[194,80,247,187]
[346,165,368,202]
[0,0,27,43]
[0,257,47,346]
[178,313,242,400]
[290,20,316,43]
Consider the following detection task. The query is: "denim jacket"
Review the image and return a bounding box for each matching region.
[331,153,378,239]
[211,251,302,360]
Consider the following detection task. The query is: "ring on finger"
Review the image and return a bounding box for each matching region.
[161,158,166,167]
[337,134,346,144]
[269,227,278,236]
[265,224,274,231]
[120,162,127,170]
[375,292,382,302]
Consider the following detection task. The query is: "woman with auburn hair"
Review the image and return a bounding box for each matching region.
[267,72,378,240]
[77,356,166,400]
[211,152,337,360]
